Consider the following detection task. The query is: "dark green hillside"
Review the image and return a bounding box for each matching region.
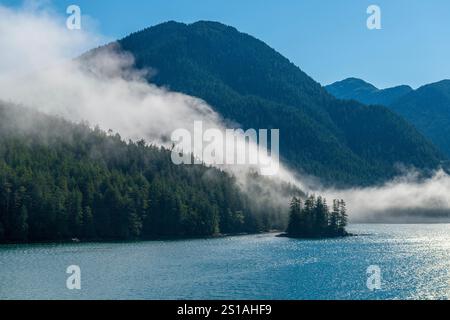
[94,21,444,186]
[390,80,450,157]
[0,103,291,243]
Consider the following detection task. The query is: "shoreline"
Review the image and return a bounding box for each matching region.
[5,222,450,246]
[0,230,284,246]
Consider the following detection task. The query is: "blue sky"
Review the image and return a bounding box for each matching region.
[3,0,450,88]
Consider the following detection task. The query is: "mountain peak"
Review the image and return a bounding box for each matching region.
[325,78,413,106]
[123,20,241,42]
[190,20,235,30]
[325,78,378,99]
[389,84,413,91]
[118,19,324,111]
[336,77,378,90]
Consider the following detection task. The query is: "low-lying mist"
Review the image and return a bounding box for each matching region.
[321,170,450,222]
[0,3,449,222]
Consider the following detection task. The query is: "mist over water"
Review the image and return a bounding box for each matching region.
[320,170,450,222]
[1,3,449,222]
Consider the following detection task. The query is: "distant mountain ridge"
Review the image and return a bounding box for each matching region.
[326,78,450,157]
[87,21,445,186]
[325,78,413,106]
[391,80,450,157]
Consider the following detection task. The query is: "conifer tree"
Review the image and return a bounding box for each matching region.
[337,200,348,235]
[287,197,302,236]
[329,199,340,235]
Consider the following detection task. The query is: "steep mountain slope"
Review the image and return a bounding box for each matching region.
[327,78,450,157]
[90,21,444,186]
[390,80,450,157]
[325,78,413,106]
[0,103,291,243]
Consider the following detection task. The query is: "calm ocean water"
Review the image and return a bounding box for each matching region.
[0,224,449,300]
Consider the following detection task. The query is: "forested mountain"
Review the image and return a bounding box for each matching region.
[390,80,450,157]
[89,21,444,186]
[325,78,413,106]
[0,103,294,243]
[327,78,450,158]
